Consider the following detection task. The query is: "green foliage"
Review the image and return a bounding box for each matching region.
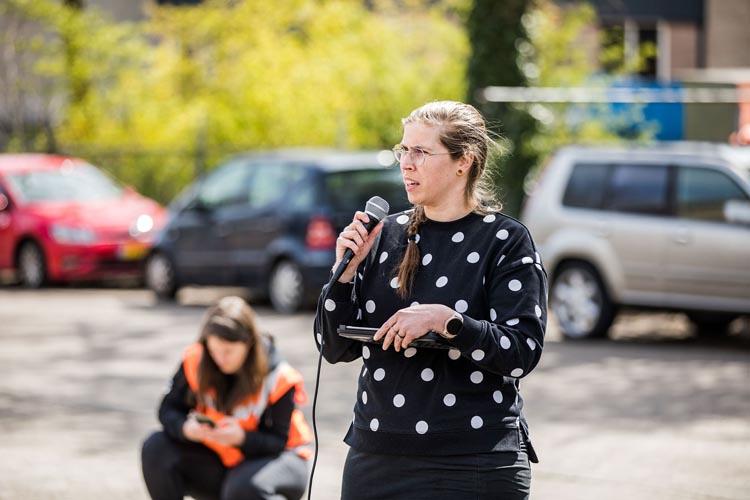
[520,0,655,174]
[467,0,538,217]
[3,0,468,203]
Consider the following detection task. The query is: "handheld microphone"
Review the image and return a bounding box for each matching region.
[329,196,390,284]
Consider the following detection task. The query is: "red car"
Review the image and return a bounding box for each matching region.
[0,154,167,287]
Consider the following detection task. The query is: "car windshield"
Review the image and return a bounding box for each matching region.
[7,163,123,203]
[324,168,409,213]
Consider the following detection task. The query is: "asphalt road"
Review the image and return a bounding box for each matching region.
[0,286,748,500]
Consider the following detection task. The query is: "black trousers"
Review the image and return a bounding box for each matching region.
[341,447,531,500]
[141,431,308,500]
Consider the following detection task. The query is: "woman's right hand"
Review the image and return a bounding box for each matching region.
[182,415,211,442]
[332,211,384,283]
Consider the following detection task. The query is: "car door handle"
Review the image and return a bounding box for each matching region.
[594,220,611,238]
[672,228,691,245]
[217,223,232,238]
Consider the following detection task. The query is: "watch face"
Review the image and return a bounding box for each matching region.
[447,317,463,336]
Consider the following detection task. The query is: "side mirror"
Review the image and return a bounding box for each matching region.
[0,193,9,212]
[724,199,750,225]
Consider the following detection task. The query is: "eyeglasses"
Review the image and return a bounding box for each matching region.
[392,145,453,167]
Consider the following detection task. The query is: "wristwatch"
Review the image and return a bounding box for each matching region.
[440,312,463,340]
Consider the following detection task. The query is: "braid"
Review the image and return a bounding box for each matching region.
[396,206,426,298]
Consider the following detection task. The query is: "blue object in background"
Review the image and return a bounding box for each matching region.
[610,79,684,140]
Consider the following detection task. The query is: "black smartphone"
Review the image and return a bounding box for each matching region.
[194,414,216,428]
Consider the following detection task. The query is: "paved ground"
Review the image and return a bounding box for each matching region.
[0,286,749,500]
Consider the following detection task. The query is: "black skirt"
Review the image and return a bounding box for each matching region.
[341,444,531,500]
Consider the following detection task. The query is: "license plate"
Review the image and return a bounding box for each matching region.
[118,242,148,261]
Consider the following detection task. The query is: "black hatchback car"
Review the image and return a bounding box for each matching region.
[145,149,410,312]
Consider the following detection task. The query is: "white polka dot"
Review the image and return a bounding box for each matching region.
[390,277,399,289]
[361,367,367,377]
[508,279,522,292]
[452,232,464,243]
[393,394,405,407]
[415,421,429,434]
[471,416,484,429]
[510,368,524,378]
[443,393,456,406]
[404,347,417,358]
[470,371,484,384]
[422,254,432,266]
[379,252,389,263]
[415,234,420,243]
[526,338,537,350]
[324,299,336,311]
[374,368,385,381]
[365,300,376,313]
[421,368,434,382]
[358,272,363,280]
[535,264,543,271]
[482,276,485,285]
[493,390,503,404]
[356,309,362,320]
[490,308,497,321]
[467,252,480,264]
[497,255,506,266]
[483,214,496,223]
[535,252,541,263]
[521,256,534,264]
[362,346,370,359]
[435,276,448,288]
[448,349,461,360]
[506,318,520,326]
[316,333,322,345]
[455,300,468,313]
[362,391,368,404]
[410,301,420,307]
[535,305,543,317]
[500,336,511,349]
[471,349,485,361]
[396,214,409,224]
[370,418,379,431]
[496,229,509,240]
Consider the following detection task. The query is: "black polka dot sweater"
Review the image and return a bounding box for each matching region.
[314,210,547,458]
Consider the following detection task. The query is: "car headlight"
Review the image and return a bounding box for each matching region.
[51,224,97,244]
[130,214,154,237]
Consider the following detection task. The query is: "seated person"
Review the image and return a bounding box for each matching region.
[141,296,312,500]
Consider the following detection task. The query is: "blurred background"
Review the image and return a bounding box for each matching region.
[0,0,748,499]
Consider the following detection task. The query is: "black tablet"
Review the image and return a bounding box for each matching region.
[337,325,452,350]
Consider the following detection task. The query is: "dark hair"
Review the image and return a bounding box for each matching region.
[396,101,504,298]
[196,296,268,413]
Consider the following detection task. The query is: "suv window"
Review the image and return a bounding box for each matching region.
[199,160,251,208]
[247,163,307,209]
[676,166,749,222]
[605,163,669,215]
[324,168,408,212]
[562,163,609,209]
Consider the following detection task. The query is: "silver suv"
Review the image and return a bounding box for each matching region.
[521,142,750,339]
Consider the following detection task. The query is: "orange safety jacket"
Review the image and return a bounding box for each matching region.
[182,343,313,467]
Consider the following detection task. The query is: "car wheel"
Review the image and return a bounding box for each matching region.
[269,260,305,314]
[17,241,46,288]
[687,313,736,337]
[145,252,178,300]
[551,261,615,340]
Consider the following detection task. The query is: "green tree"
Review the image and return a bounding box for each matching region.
[466,0,538,217]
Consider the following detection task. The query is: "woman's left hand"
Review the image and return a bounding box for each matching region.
[206,417,245,447]
[373,304,454,352]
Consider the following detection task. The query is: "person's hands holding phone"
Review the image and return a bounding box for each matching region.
[183,412,215,442]
[206,417,245,447]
